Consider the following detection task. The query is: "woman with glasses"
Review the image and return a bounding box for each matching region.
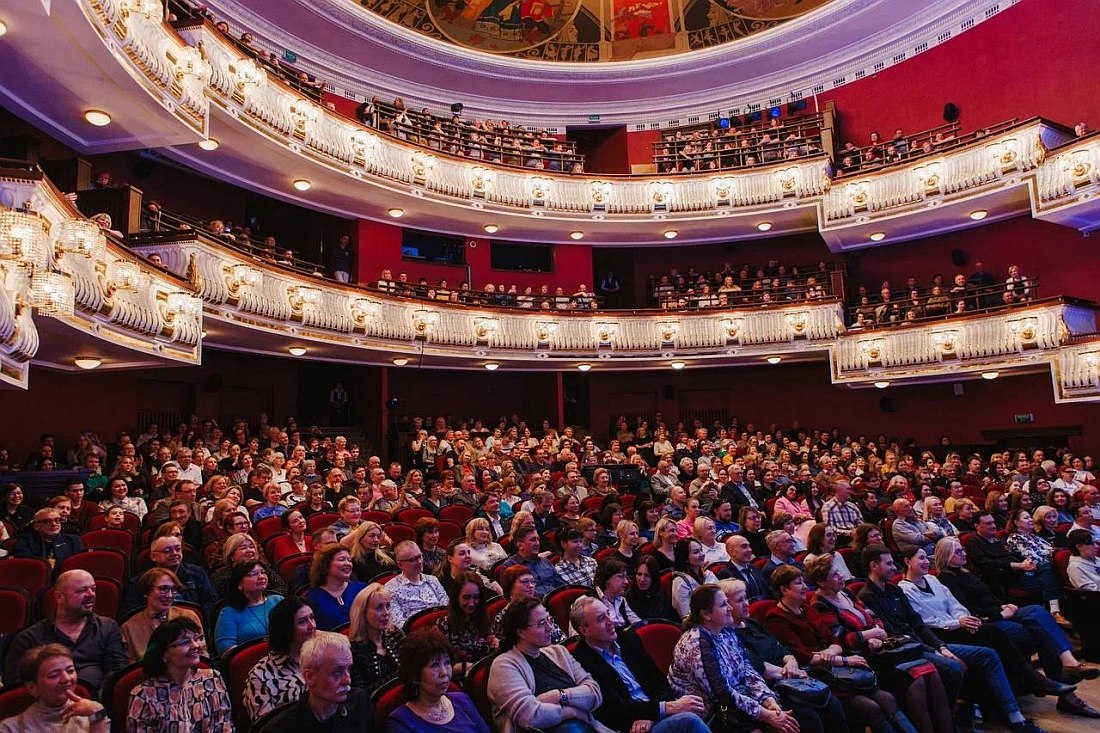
[127,618,232,732]
[121,567,206,662]
[492,566,566,643]
[213,560,284,654]
[210,533,289,598]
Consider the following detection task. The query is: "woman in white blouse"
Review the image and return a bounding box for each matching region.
[465,518,507,572]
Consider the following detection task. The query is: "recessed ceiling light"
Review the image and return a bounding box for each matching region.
[869,231,886,242]
[757,222,773,232]
[288,347,307,356]
[874,380,890,389]
[670,361,686,370]
[84,110,111,127]
[483,224,499,234]
[198,138,219,151]
[74,357,101,370]
[0,21,9,38]
[663,230,678,239]
[577,363,592,372]
[569,231,584,240]
[969,210,988,221]
[484,362,499,371]
[292,179,311,191]
[388,208,404,218]
[981,371,999,380]
[766,356,782,365]
[392,357,409,366]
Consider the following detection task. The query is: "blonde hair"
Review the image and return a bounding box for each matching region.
[348,583,391,642]
[222,532,257,565]
[465,517,491,545]
[933,536,962,573]
[653,516,678,547]
[347,521,395,568]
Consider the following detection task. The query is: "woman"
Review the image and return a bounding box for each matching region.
[933,537,1098,687]
[487,597,609,733]
[418,517,446,575]
[804,523,853,582]
[737,507,769,558]
[635,500,661,542]
[204,510,251,569]
[806,555,952,733]
[651,516,678,571]
[214,560,283,654]
[437,570,498,676]
[348,582,405,693]
[493,565,566,644]
[985,490,1010,530]
[348,521,397,582]
[203,490,243,532]
[610,520,641,570]
[949,499,978,534]
[1034,506,1067,549]
[775,483,815,525]
[1047,487,1075,526]
[210,533,288,598]
[668,584,798,733]
[99,477,147,521]
[597,504,624,548]
[466,518,507,572]
[594,558,641,627]
[198,475,230,517]
[676,499,703,540]
[764,566,914,733]
[436,539,501,595]
[558,494,583,532]
[922,497,957,538]
[401,469,426,499]
[389,628,490,733]
[268,508,312,560]
[306,544,367,630]
[771,512,806,554]
[422,478,450,516]
[0,483,33,529]
[243,597,316,721]
[127,618,232,732]
[626,554,678,623]
[299,483,333,519]
[252,483,287,521]
[671,538,719,621]
[1067,529,1100,590]
[121,568,206,662]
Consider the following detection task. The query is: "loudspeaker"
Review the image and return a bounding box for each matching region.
[662,385,675,400]
[950,248,968,266]
[879,396,896,413]
[943,103,960,122]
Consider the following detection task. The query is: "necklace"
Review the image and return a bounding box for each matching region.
[415,695,450,722]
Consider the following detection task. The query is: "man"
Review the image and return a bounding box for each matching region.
[4,571,126,691]
[1052,465,1085,496]
[82,453,110,499]
[720,465,758,511]
[14,508,84,574]
[383,540,449,629]
[123,535,217,617]
[662,486,688,521]
[570,596,708,733]
[857,485,886,525]
[716,535,770,601]
[965,511,1066,622]
[553,526,598,588]
[166,500,204,549]
[148,480,200,526]
[1071,503,1100,542]
[174,448,203,484]
[270,632,372,731]
[759,530,803,586]
[890,498,942,555]
[649,460,679,500]
[531,488,560,539]
[65,480,102,531]
[476,493,511,540]
[498,526,562,597]
[857,546,1045,733]
[0,645,110,732]
[821,479,861,546]
[449,473,480,508]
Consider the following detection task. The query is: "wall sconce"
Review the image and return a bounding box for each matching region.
[109,260,143,292]
[0,210,50,271]
[29,269,75,318]
[474,316,500,344]
[166,292,202,317]
[720,317,743,345]
[657,320,679,346]
[785,311,809,337]
[930,329,960,356]
[593,321,618,347]
[411,308,439,339]
[535,320,559,346]
[859,338,885,364]
[173,45,211,97]
[529,176,552,207]
[590,181,612,210]
[288,285,322,320]
[56,218,106,261]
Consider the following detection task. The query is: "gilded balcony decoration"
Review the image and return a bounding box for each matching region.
[530,176,552,207]
[411,152,435,185]
[473,316,500,344]
[411,308,440,340]
[56,219,107,262]
[657,320,679,345]
[590,181,612,210]
[224,263,261,303]
[930,329,961,357]
[470,167,494,198]
[349,130,379,167]
[719,317,744,345]
[289,99,321,141]
[288,284,322,320]
[785,311,809,338]
[858,338,884,366]
[0,210,51,272]
[650,182,673,211]
[349,297,378,330]
[109,260,143,293]
[593,321,619,348]
[534,320,559,347]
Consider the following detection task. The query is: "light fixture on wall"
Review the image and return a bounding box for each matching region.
[869,232,886,242]
[74,357,102,370]
[670,361,686,370]
[663,230,678,239]
[198,138,219,151]
[84,110,111,127]
[981,371,999,380]
[969,210,988,221]
[484,362,499,371]
[292,179,311,191]
[577,363,592,372]
[288,346,307,356]
[483,224,499,234]
[392,357,409,366]
[874,381,890,389]
[766,356,782,364]
[388,208,404,218]
[569,231,584,240]
[757,222,773,232]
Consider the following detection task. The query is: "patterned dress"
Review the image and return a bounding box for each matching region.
[126,668,233,732]
[242,652,306,721]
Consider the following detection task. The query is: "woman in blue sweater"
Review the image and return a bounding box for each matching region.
[214,560,284,653]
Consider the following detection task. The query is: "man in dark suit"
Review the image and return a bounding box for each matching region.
[14,507,84,576]
[716,534,770,601]
[570,596,708,733]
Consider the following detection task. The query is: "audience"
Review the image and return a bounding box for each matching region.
[387,628,489,733]
[243,596,317,721]
[269,631,373,731]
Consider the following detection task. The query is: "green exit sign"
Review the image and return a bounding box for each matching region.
[283,50,298,64]
[588,114,601,122]
[1014,413,1035,424]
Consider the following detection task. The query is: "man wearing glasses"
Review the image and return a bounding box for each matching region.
[14,508,84,573]
[122,536,217,619]
[384,540,449,629]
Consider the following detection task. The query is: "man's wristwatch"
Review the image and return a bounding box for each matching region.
[559,689,569,706]
[89,709,109,724]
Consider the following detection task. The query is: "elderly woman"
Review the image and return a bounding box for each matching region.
[764,565,915,733]
[668,584,799,733]
[306,544,367,630]
[487,597,609,733]
[348,520,397,582]
[803,522,853,583]
[0,645,110,732]
[466,517,508,571]
[204,510,251,569]
[694,516,730,566]
[805,555,952,733]
[436,571,498,677]
[593,558,641,627]
[121,568,206,663]
[1033,506,1067,549]
[949,499,978,534]
[243,597,317,721]
[493,565,566,644]
[210,533,288,597]
[671,538,719,621]
[127,618,233,732]
[99,477,147,521]
[922,497,957,538]
[214,560,283,654]
[348,582,405,693]
[389,628,490,733]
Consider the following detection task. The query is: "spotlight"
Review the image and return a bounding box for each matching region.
[981,371,999,380]
[577,363,592,372]
[757,222,773,232]
[869,232,886,242]
[569,231,584,240]
[74,357,101,370]
[450,102,464,115]
[766,356,782,365]
[874,381,890,389]
[484,362,499,371]
[84,110,111,127]
[483,224,499,234]
[292,179,311,191]
[392,357,409,366]
[288,347,307,356]
[717,117,730,129]
[388,208,404,218]
[969,210,988,221]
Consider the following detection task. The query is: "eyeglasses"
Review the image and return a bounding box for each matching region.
[154,546,183,555]
[169,634,205,649]
[525,617,552,629]
[245,568,267,578]
[153,585,180,595]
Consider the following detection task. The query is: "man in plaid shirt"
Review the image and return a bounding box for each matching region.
[553,526,598,587]
[822,479,862,547]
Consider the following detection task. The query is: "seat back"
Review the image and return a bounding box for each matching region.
[103,662,149,733]
[364,510,395,525]
[306,512,340,532]
[0,586,34,633]
[58,549,128,584]
[465,654,498,732]
[1054,548,1072,586]
[0,682,93,721]
[251,700,295,733]
[397,508,434,525]
[659,569,675,600]
[89,512,141,534]
[629,619,682,674]
[252,516,285,542]
[485,596,508,621]
[276,552,313,590]
[748,599,777,623]
[439,505,474,526]
[436,520,464,547]
[221,636,270,731]
[372,677,462,721]
[404,607,447,634]
[81,529,134,559]
[383,523,416,545]
[40,577,120,620]
[0,557,51,598]
[544,585,592,632]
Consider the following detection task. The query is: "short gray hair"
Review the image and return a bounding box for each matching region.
[765,530,790,553]
[300,631,350,673]
[568,595,606,635]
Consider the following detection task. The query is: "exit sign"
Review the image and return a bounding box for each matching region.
[588,114,601,122]
[1014,413,1035,424]
[283,50,299,63]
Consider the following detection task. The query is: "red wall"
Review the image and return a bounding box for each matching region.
[627,130,663,171]
[356,219,594,290]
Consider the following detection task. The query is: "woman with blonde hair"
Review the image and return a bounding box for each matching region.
[465,517,507,571]
[652,515,678,571]
[347,520,397,582]
[348,582,404,693]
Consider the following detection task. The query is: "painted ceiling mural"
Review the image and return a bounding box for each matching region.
[358,0,835,62]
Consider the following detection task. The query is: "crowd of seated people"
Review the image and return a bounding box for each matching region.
[371,270,600,311]
[647,259,840,309]
[654,113,825,174]
[2,411,1100,732]
[835,118,1018,176]
[848,261,1036,328]
[356,99,584,174]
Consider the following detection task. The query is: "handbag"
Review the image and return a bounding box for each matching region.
[867,634,924,666]
[773,676,833,708]
[809,664,877,693]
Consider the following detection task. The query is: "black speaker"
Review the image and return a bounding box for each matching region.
[879,396,896,413]
[662,385,674,400]
[950,248,968,267]
[943,103,959,122]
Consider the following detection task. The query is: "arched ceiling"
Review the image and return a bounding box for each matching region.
[205,0,1011,126]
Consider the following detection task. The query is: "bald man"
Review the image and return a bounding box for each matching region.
[4,570,126,691]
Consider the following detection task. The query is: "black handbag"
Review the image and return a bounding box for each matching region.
[809,664,877,693]
[774,676,833,708]
[867,635,924,666]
